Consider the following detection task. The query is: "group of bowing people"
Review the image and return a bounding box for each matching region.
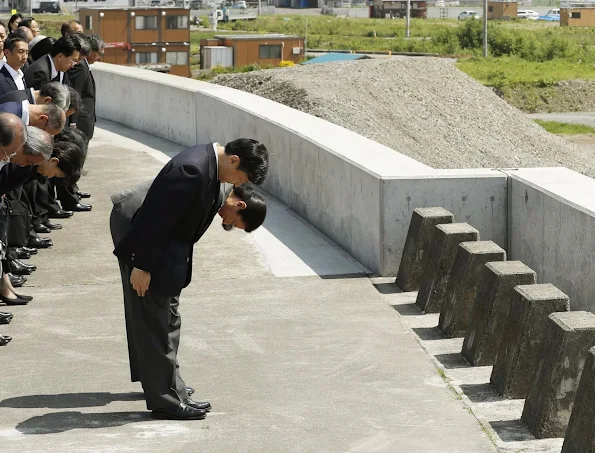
[0,17,102,345]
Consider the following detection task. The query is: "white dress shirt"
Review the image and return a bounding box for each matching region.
[48,55,64,84]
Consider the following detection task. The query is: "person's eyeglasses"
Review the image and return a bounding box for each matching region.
[1,144,17,162]
[68,58,78,67]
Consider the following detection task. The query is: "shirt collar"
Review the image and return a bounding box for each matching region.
[21,101,29,126]
[212,142,220,180]
[4,63,23,81]
[48,54,58,80]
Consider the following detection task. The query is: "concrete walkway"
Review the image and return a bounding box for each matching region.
[0,121,496,453]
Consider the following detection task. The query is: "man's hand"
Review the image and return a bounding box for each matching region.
[130,267,151,297]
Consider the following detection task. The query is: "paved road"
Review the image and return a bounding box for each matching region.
[528,112,595,127]
[0,121,496,453]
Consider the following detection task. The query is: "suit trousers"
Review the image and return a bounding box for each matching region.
[117,259,189,411]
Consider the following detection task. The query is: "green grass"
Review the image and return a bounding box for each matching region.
[534,120,595,134]
[457,56,595,88]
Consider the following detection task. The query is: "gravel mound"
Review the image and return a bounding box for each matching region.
[212,58,595,177]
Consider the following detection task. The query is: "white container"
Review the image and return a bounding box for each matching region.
[203,46,233,69]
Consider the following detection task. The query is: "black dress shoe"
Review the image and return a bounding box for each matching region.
[14,293,33,301]
[0,313,12,324]
[0,335,12,346]
[28,237,53,249]
[21,247,38,255]
[184,398,211,412]
[10,260,36,275]
[15,249,31,260]
[49,209,73,219]
[151,403,206,420]
[43,221,62,230]
[0,294,29,305]
[34,224,51,234]
[10,275,26,287]
[64,202,92,212]
[186,387,195,396]
[77,191,91,199]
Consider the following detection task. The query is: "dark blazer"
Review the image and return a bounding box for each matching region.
[24,55,69,90]
[0,89,28,104]
[0,101,23,119]
[0,66,34,104]
[0,163,37,195]
[113,144,221,296]
[68,59,94,139]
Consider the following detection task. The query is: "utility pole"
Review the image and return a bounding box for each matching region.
[483,0,488,57]
[305,18,308,58]
[405,0,410,38]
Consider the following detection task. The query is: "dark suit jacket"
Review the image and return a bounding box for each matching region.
[0,101,23,119]
[0,163,37,195]
[113,144,221,296]
[0,66,34,104]
[24,55,69,90]
[68,59,94,140]
[0,89,29,104]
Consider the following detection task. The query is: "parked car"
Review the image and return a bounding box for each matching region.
[32,1,60,13]
[517,9,539,20]
[458,10,479,20]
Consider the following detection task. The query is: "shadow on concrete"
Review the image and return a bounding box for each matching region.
[434,352,471,369]
[373,282,403,294]
[489,419,534,442]
[16,411,152,435]
[0,392,145,409]
[391,303,422,316]
[412,327,445,341]
[459,383,502,403]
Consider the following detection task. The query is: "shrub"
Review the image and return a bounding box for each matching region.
[278,60,295,67]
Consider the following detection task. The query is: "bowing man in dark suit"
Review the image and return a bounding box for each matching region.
[110,139,269,420]
[24,34,80,90]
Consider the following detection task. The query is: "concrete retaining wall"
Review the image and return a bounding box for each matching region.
[92,63,508,275]
[510,168,595,312]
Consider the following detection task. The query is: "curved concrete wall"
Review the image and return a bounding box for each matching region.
[92,63,508,274]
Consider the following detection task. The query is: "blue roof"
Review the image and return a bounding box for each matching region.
[302,53,371,65]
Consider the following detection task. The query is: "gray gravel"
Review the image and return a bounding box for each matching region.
[212,58,595,177]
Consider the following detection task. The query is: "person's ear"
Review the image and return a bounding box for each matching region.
[229,155,240,166]
[43,96,52,105]
[39,114,48,122]
[235,200,247,210]
[49,157,59,165]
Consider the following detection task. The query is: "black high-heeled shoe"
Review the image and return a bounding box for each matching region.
[13,293,33,301]
[0,294,29,306]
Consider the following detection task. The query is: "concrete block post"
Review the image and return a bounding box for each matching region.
[522,312,595,439]
[438,241,506,338]
[461,261,536,366]
[415,223,479,314]
[490,284,570,399]
[396,207,454,292]
[562,346,595,453]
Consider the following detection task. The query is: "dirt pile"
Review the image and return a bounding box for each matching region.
[212,58,595,177]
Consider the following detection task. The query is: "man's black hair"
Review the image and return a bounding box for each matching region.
[18,18,35,29]
[52,141,84,180]
[66,86,83,114]
[10,27,31,42]
[50,34,81,58]
[71,33,91,56]
[30,36,55,61]
[4,36,27,53]
[233,184,267,233]
[224,138,268,185]
[55,127,88,164]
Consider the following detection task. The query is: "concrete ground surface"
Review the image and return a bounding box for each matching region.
[0,121,496,453]
[379,285,565,453]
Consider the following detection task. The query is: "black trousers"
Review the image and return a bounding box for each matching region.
[117,260,189,411]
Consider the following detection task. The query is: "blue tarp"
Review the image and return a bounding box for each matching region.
[302,53,371,65]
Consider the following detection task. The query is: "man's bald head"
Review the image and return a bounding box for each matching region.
[13,25,33,42]
[0,112,26,154]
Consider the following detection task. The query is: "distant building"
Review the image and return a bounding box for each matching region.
[487,0,518,19]
[371,0,427,19]
[561,2,595,26]
[78,6,191,77]
[199,34,304,69]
